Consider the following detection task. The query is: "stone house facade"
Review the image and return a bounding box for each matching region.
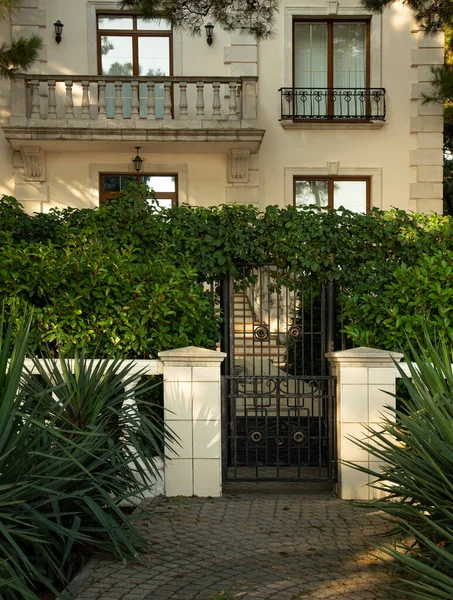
[0,0,445,215]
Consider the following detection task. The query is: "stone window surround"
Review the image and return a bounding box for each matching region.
[87,1,182,76]
[284,166,382,209]
[284,6,382,89]
[89,162,188,206]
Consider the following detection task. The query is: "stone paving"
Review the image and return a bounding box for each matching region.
[68,490,394,600]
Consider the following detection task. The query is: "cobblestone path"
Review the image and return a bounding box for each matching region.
[68,492,394,600]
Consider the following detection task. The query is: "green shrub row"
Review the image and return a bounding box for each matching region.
[1,186,453,356]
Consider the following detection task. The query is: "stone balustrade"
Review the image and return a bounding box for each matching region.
[10,75,258,128]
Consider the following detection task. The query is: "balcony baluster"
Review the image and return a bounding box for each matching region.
[65,81,74,119]
[114,81,122,120]
[30,80,40,119]
[179,82,188,119]
[229,82,238,121]
[131,81,140,118]
[196,82,205,117]
[47,81,57,120]
[81,81,90,119]
[163,81,172,120]
[147,82,155,119]
[98,80,107,120]
[212,82,221,119]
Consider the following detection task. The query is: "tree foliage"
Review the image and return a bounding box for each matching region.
[0,0,42,80]
[119,0,278,38]
[361,0,451,34]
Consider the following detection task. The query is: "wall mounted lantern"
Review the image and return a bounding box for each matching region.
[132,147,143,172]
[54,20,64,44]
[205,22,214,46]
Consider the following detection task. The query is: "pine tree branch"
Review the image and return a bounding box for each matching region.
[0,35,43,80]
[0,0,23,22]
[119,0,278,38]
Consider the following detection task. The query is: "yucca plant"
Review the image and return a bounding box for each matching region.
[351,335,453,599]
[0,313,173,599]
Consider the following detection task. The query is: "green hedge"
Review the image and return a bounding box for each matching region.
[1,186,452,356]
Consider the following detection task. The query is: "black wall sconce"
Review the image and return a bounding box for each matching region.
[205,22,214,46]
[54,20,64,44]
[132,147,143,172]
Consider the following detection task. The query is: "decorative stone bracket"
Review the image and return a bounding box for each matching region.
[228,148,250,183]
[20,146,46,182]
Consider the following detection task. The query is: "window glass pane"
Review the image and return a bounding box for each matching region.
[138,37,170,76]
[102,175,120,192]
[101,36,133,75]
[333,23,366,88]
[120,175,138,189]
[142,176,176,192]
[137,18,171,31]
[147,198,173,210]
[98,16,133,30]
[333,180,367,212]
[294,23,328,89]
[295,180,329,208]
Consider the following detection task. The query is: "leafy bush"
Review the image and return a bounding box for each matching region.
[343,250,453,353]
[0,240,219,357]
[0,313,172,599]
[351,337,453,599]
[1,187,453,356]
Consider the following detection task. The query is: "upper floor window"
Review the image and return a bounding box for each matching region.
[97,14,172,117]
[293,19,369,90]
[281,18,386,121]
[294,177,369,213]
[100,173,178,209]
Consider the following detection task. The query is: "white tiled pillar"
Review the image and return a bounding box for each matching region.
[326,347,402,500]
[158,346,226,497]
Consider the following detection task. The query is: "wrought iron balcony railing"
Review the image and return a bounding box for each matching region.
[279,88,386,122]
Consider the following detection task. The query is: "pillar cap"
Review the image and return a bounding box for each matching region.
[158,346,226,366]
[326,346,403,367]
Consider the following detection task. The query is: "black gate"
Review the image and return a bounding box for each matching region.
[221,265,337,482]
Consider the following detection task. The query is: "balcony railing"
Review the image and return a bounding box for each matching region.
[279,88,386,122]
[9,75,258,127]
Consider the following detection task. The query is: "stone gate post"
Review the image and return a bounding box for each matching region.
[158,346,226,497]
[326,347,402,500]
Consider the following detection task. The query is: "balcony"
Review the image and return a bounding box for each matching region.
[279,88,386,130]
[4,75,264,153]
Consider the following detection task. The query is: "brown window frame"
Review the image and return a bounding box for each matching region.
[99,173,179,207]
[292,18,371,119]
[96,12,173,77]
[293,176,371,213]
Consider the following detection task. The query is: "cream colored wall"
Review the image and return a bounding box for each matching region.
[0,19,13,198]
[256,1,418,212]
[37,0,231,78]
[42,151,227,211]
[0,0,444,214]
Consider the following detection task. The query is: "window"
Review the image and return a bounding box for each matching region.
[100,174,178,209]
[294,177,369,213]
[97,14,172,118]
[292,18,370,119]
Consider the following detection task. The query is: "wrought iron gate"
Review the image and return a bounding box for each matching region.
[221,265,337,482]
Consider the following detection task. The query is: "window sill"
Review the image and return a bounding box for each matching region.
[280,120,386,131]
